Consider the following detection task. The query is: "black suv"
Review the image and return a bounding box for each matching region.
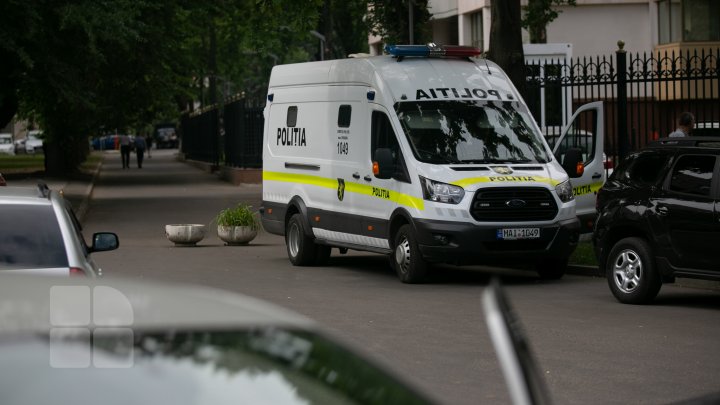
[593,137,720,304]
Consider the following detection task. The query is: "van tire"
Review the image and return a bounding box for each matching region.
[285,214,317,266]
[536,257,567,280]
[393,225,427,283]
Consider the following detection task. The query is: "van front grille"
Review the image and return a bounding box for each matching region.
[470,187,558,222]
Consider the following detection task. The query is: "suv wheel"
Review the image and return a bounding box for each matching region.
[606,237,661,304]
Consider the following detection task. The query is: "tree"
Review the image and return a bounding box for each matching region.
[366,0,431,46]
[0,1,325,174]
[317,0,370,60]
[487,0,526,97]
[522,0,577,44]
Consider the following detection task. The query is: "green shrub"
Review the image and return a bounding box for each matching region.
[215,203,259,230]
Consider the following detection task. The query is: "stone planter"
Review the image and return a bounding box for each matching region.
[165,224,206,246]
[217,225,257,245]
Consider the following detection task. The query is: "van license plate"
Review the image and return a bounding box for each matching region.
[497,228,540,240]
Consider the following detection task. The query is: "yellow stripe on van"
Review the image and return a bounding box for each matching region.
[452,175,562,188]
[263,171,425,211]
[263,171,337,189]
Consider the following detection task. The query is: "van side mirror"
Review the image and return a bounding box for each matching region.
[561,148,584,178]
[373,148,395,179]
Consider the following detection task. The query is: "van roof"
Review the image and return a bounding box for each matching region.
[268,55,520,103]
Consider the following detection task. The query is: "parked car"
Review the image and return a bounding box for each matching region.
[25,130,44,154]
[13,138,26,154]
[593,136,720,304]
[0,184,118,276]
[0,133,14,155]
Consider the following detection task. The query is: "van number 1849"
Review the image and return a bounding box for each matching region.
[337,141,349,155]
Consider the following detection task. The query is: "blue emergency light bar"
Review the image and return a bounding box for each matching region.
[385,44,482,58]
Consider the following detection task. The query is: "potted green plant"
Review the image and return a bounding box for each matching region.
[215,203,259,245]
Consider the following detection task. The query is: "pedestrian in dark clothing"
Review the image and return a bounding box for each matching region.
[119,134,131,169]
[134,135,147,168]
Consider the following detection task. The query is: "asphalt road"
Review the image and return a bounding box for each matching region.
[83,149,720,405]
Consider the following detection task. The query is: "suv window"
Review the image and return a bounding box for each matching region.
[668,154,717,197]
[0,205,68,269]
[613,151,671,186]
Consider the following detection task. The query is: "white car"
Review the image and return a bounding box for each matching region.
[25,130,44,154]
[0,133,14,155]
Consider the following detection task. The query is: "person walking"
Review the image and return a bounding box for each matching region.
[668,112,694,137]
[134,134,147,168]
[119,134,131,169]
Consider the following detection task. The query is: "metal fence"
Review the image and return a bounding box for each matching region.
[182,45,718,168]
[180,97,264,169]
[526,43,719,163]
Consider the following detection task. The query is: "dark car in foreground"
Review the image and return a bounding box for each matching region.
[0,184,119,276]
[593,137,720,304]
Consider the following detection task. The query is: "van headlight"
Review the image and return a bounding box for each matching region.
[420,176,465,204]
[555,180,574,203]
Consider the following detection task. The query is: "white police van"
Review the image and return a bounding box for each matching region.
[261,44,603,283]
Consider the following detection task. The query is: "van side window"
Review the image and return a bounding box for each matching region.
[371,110,410,183]
[338,105,351,128]
[287,106,298,127]
[371,111,400,159]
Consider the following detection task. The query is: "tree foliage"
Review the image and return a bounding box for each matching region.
[522,0,577,43]
[0,0,325,174]
[366,0,431,46]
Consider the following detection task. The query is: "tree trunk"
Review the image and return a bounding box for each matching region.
[487,0,526,97]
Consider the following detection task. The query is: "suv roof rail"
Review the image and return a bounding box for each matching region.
[648,136,720,148]
[37,183,50,198]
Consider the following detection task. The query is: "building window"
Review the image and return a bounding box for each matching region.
[470,12,483,50]
[658,0,720,43]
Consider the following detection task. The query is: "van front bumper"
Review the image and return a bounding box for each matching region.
[414,217,580,265]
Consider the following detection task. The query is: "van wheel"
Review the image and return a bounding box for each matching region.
[536,257,567,280]
[285,214,317,266]
[393,225,427,283]
[606,237,661,304]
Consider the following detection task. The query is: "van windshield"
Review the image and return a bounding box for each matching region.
[395,100,550,164]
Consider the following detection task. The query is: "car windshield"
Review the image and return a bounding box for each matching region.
[0,328,430,405]
[395,100,550,164]
[0,137,11,145]
[0,204,68,269]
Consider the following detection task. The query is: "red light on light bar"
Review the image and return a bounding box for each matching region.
[443,46,483,57]
[385,44,482,59]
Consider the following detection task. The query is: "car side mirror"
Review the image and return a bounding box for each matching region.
[373,148,395,179]
[561,148,584,178]
[92,232,119,252]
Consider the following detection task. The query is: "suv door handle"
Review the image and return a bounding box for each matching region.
[657,206,669,216]
[352,172,360,179]
[592,172,602,179]
[364,175,372,182]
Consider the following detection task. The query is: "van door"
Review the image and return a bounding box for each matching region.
[552,101,604,233]
[351,106,404,250]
